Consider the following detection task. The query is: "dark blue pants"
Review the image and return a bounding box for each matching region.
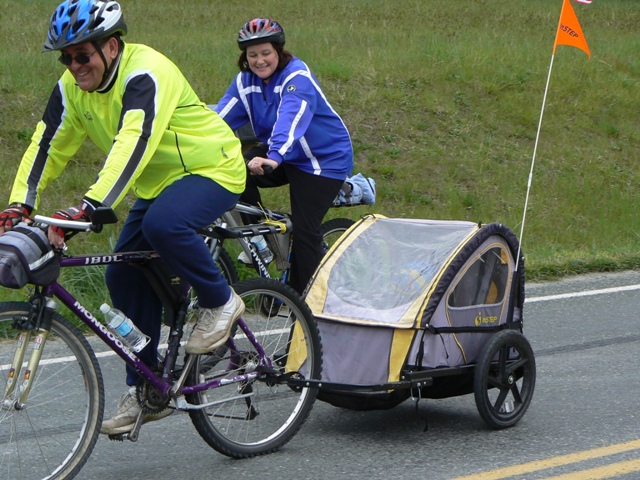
[105,175,239,386]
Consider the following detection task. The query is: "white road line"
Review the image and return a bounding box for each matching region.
[2,328,290,368]
[4,288,640,369]
[527,284,640,303]
[0,350,117,370]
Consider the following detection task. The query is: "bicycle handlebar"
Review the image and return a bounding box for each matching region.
[233,202,270,216]
[199,217,292,240]
[33,215,94,231]
[32,207,119,235]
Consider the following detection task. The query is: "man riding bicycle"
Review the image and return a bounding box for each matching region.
[0,0,246,435]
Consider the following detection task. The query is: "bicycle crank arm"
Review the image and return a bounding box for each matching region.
[108,409,145,443]
[126,409,145,442]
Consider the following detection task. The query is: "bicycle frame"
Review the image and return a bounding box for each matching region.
[219,202,354,287]
[220,202,293,282]
[2,209,323,480]
[7,249,272,410]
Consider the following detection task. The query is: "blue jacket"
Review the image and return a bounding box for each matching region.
[216,57,353,181]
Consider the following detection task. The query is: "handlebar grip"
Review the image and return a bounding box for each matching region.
[263,165,273,174]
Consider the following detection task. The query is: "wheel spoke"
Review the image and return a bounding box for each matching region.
[497,344,509,377]
[492,388,510,412]
[486,372,503,389]
[504,357,528,376]
[510,382,524,405]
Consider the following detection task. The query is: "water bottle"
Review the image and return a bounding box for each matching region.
[251,235,274,264]
[100,303,150,352]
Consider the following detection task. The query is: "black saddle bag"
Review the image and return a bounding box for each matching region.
[0,223,60,289]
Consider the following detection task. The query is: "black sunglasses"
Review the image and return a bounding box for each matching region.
[58,49,99,66]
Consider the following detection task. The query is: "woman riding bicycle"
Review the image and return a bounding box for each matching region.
[0,0,246,435]
[215,18,354,295]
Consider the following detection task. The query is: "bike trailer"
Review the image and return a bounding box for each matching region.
[305,215,533,424]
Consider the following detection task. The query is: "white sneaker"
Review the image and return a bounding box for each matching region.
[100,387,173,435]
[185,289,245,354]
[237,250,252,265]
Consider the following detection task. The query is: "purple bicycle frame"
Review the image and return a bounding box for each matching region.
[43,251,270,398]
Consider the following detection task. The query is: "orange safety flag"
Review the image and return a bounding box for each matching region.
[553,0,591,58]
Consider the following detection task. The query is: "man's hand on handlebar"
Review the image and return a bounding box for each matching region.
[0,203,32,234]
[49,201,95,248]
[247,157,278,176]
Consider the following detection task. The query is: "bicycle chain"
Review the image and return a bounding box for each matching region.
[136,376,170,414]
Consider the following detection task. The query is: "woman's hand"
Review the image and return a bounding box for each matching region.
[247,157,278,175]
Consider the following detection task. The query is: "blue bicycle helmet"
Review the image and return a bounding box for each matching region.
[237,18,285,50]
[44,0,127,51]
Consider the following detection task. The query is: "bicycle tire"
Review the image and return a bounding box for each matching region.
[215,243,239,285]
[0,302,104,480]
[473,330,536,429]
[186,277,322,458]
[320,217,355,254]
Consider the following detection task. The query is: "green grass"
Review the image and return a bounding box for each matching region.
[0,0,639,305]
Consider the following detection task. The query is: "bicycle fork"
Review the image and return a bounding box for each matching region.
[2,298,55,411]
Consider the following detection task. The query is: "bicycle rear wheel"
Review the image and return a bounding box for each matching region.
[211,240,239,285]
[186,277,322,458]
[0,302,104,480]
[320,217,355,255]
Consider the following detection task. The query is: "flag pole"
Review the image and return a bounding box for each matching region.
[515,53,556,272]
[515,0,590,271]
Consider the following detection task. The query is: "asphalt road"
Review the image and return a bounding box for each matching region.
[76,270,640,480]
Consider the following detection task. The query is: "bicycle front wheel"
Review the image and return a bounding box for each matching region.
[0,302,104,480]
[186,278,322,458]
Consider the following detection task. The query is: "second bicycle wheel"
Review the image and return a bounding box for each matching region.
[320,217,355,255]
[0,302,104,480]
[186,277,322,458]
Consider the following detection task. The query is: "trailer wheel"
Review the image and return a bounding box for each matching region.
[474,330,536,429]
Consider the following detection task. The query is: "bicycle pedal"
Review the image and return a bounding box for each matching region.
[125,409,145,442]
[107,434,126,442]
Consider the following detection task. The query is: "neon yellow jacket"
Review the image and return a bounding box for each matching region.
[10,43,245,210]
